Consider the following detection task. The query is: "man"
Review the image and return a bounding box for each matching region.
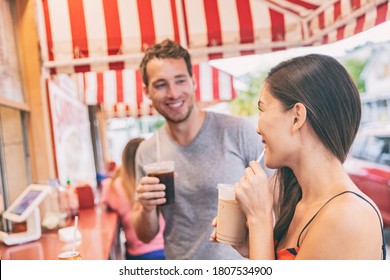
[133,39,268,259]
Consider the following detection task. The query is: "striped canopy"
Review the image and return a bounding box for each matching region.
[36,0,390,116]
[80,63,236,117]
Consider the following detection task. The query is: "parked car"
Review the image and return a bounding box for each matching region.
[344,123,390,228]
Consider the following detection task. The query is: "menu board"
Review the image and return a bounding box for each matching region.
[47,79,97,188]
[0,0,24,103]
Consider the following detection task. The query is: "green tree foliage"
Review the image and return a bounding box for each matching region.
[342,58,367,93]
[228,56,368,117]
[228,72,266,116]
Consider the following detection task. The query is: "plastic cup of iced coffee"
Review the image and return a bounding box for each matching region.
[144,161,175,206]
[216,184,247,246]
[57,250,81,260]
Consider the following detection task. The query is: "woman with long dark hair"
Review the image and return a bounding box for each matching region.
[212,54,386,260]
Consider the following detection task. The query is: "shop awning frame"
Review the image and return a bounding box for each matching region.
[37,0,390,117]
[36,0,390,74]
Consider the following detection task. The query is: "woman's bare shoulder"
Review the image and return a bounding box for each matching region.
[297,192,383,259]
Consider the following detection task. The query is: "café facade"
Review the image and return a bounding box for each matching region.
[0,0,389,259]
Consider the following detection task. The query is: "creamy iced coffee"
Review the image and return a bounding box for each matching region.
[216,184,247,246]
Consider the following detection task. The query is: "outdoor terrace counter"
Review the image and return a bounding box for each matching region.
[0,207,120,260]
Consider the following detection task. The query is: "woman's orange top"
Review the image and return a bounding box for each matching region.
[276,247,299,260]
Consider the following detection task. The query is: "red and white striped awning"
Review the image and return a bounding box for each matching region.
[37,0,390,74]
[36,0,390,117]
[80,62,236,117]
[38,0,186,74]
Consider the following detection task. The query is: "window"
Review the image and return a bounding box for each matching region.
[350,127,390,167]
[364,136,383,162]
[378,137,390,166]
[0,106,31,232]
[0,0,24,104]
[351,134,366,159]
[0,1,31,232]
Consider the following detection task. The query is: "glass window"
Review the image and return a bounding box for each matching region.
[378,137,390,166]
[0,0,24,104]
[362,136,385,163]
[350,135,366,158]
[0,106,31,232]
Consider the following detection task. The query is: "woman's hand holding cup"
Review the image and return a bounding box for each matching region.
[234,161,273,221]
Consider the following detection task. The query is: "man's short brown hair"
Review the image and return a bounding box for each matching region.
[139,39,193,86]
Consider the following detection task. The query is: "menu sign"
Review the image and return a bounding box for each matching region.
[48,80,97,188]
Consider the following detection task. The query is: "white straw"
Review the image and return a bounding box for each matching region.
[156,130,161,164]
[72,216,78,253]
[256,149,265,163]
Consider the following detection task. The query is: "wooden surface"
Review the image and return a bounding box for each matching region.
[16,0,57,183]
[0,207,119,260]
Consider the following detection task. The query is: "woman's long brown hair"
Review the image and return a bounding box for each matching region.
[264,54,361,243]
[110,137,144,202]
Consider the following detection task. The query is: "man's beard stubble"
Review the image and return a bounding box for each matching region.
[163,102,194,124]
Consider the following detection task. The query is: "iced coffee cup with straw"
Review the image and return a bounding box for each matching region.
[143,131,175,206]
[144,161,175,205]
[216,184,247,245]
[216,150,265,245]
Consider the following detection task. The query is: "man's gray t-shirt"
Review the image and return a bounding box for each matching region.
[135,111,265,259]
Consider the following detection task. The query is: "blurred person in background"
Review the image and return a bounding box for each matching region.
[101,137,165,260]
[96,160,118,192]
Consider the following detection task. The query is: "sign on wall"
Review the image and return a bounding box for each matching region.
[47,79,96,188]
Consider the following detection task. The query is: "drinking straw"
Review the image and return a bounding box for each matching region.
[256,149,265,163]
[72,216,78,253]
[156,130,161,164]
